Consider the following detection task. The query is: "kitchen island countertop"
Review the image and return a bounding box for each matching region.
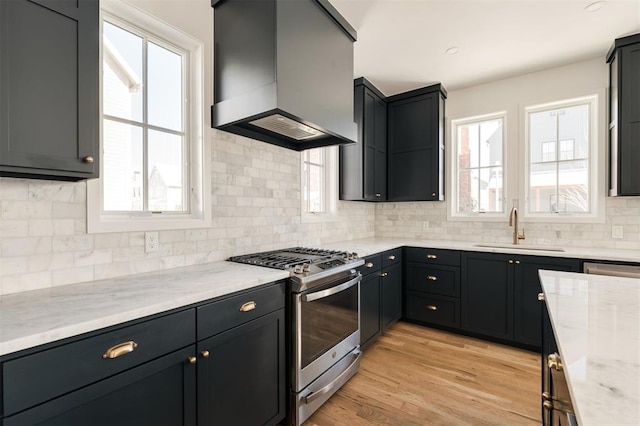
[539,269,640,426]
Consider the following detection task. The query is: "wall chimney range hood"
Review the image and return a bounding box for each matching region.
[211,0,358,151]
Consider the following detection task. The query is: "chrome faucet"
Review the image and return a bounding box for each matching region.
[509,207,526,245]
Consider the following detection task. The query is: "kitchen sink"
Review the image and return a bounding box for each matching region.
[473,243,565,252]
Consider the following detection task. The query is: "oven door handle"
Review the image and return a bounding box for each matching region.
[301,274,361,302]
[303,349,362,404]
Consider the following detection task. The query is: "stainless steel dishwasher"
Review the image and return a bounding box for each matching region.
[583,262,640,278]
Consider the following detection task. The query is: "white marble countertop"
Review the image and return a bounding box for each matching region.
[539,270,640,426]
[2,236,638,358]
[0,262,289,357]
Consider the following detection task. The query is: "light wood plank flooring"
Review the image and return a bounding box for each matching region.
[305,322,541,426]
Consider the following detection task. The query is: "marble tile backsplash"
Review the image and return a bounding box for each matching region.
[2,128,639,295]
[375,198,640,250]
[0,130,375,295]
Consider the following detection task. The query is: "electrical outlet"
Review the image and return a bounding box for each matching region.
[145,232,159,253]
[422,221,430,231]
[612,226,624,239]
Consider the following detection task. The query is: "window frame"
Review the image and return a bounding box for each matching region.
[521,94,603,222]
[88,0,209,233]
[448,111,508,221]
[300,146,338,223]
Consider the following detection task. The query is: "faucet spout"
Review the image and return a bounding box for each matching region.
[509,207,525,245]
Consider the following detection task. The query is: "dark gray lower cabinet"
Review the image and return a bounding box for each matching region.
[360,270,382,347]
[4,346,197,425]
[461,252,580,348]
[381,263,402,330]
[197,310,285,426]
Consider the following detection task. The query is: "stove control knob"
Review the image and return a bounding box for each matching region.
[303,264,311,272]
[294,265,304,274]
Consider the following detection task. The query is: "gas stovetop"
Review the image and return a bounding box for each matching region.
[229,247,364,291]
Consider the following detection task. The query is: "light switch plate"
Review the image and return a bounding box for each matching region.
[145,232,159,253]
[612,226,624,239]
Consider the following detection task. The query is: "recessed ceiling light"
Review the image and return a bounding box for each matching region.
[445,47,459,55]
[585,1,606,12]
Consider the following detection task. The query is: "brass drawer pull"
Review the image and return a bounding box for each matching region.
[426,254,437,259]
[188,356,197,365]
[388,255,396,260]
[508,259,514,264]
[365,262,374,268]
[375,193,381,197]
[239,301,256,312]
[426,305,438,311]
[380,272,388,277]
[515,260,520,264]
[102,341,138,359]
[201,350,210,359]
[537,292,545,301]
[83,155,94,164]
[543,401,553,411]
[427,275,438,281]
[548,353,563,371]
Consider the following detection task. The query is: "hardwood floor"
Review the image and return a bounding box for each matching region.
[305,322,541,426]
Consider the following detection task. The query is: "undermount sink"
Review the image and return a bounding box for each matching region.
[473,243,565,252]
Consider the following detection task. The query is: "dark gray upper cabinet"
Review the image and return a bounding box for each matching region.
[607,33,640,196]
[340,78,387,201]
[387,84,446,201]
[0,0,99,181]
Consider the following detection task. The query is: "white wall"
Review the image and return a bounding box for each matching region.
[376,58,640,250]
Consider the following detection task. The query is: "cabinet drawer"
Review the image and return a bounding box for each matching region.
[406,247,460,266]
[406,264,460,297]
[3,309,195,416]
[406,292,460,328]
[197,281,285,340]
[360,254,382,275]
[382,248,402,268]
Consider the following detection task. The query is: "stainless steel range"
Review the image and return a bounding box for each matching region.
[229,247,364,425]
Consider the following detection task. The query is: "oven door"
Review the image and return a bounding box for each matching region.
[293,272,361,392]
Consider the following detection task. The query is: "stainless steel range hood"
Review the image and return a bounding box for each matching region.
[211,0,358,151]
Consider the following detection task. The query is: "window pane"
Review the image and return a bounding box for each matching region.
[102,22,143,122]
[529,110,557,164]
[479,120,502,167]
[558,160,589,213]
[458,123,479,169]
[558,104,589,159]
[529,162,557,213]
[103,119,143,211]
[458,169,479,213]
[148,42,183,132]
[480,167,503,213]
[307,148,322,165]
[148,130,185,212]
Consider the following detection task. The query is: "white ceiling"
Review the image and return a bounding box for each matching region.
[330,0,640,95]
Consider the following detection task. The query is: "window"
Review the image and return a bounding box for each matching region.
[451,113,505,216]
[301,147,337,221]
[88,0,208,232]
[525,97,596,215]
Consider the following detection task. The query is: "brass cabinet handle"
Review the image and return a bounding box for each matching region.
[508,259,514,264]
[188,356,197,365]
[239,301,256,312]
[515,260,520,264]
[201,350,210,358]
[427,275,438,281]
[426,254,437,259]
[380,272,388,277]
[431,192,436,197]
[542,392,552,401]
[375,193,381,197]
[388,255,396,260]
[102,341,138,359]
[365,262,374,268]
[543,401,553,411]
[83,156,94,164]
[426,305,438,311]
[548,353,563,371]
[537,292,545,301]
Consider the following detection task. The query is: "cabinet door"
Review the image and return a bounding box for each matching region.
[360,271,381,347]
[461,252,513,340]
[197,310,285,426]
[387,93,439,201]
[381,263,402,331]
[618,43,640,195]
[0,0,98,180]
[4,346,197,425]
[372,94,387,199]
[513,257,580,347]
